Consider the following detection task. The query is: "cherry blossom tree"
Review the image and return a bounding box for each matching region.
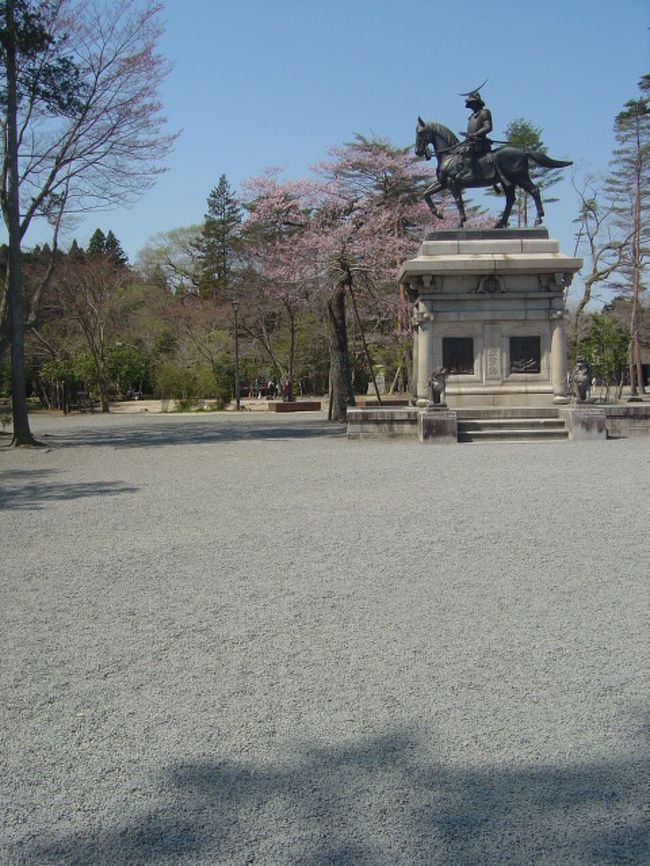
[312,137,458,420]
[241,138,461,420]
[241,171,323,401]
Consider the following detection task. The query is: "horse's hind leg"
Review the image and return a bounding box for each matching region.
[494,185,515,228]
[519,175,545,226]
[530,186,544,226]
[450,184,467,227]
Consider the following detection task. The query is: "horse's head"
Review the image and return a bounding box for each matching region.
[414,120,459,162]
[414,116,429,158]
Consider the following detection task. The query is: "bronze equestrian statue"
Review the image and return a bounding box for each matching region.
[415,87,572,228]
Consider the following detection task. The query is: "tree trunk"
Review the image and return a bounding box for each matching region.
[326,281,354,423]
[633,113,645,394]
[349,284,381,405]
[286,303,295,402]
[243,321,284,392]
[5,0,36,445]
[630,160,645,395]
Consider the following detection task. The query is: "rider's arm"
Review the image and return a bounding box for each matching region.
[475,110,493,138]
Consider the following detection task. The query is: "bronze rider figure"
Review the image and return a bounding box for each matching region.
[459,88,493,180]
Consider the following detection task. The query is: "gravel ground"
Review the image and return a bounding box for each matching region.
[1,411,648,865]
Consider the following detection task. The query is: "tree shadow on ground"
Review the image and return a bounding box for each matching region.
[0,468,138,510]
[34,416,346,450]
[12,730,648,865]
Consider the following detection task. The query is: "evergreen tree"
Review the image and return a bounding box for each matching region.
[87,228,128,267]
[195,174,242,299]
[606,74,650,394]
[105,230,128,267]
[68,239,84,261]
[503,118,566,226]
[578,312,629,400]
[87,228,106,256]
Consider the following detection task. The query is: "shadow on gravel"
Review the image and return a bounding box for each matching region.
[15,732,648,865]
[0,468,138,510]
[38,417,346,449]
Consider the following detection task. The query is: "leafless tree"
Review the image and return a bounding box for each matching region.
[1,0,177,443]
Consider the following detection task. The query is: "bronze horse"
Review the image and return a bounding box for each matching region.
[415,118,572,228]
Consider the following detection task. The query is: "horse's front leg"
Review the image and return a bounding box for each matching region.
[424,181,444,220]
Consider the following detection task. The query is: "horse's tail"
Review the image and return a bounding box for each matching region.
[527,151,572,169]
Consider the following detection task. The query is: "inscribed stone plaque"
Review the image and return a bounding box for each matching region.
[484,325,501,381]
[487,347,500,379]
[442,337,474,374]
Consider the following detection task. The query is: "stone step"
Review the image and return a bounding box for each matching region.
[458,427,569,442]
[456,407,561,420]
[457,414,568,442]
[459,418,566,431]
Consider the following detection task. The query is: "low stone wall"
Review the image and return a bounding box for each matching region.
[603,403,650,437]
[347,403,650,442]
[355,398,411,407]
[347,407,419,439]
[267,401,322,413]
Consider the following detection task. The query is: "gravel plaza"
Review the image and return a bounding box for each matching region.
[1,410,648,865]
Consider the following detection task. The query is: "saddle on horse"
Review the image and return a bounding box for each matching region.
[454,146,500,187]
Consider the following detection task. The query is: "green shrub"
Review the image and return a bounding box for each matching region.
[106,343,147,399]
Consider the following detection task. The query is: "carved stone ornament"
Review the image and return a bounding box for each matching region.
[538,273,572,292]
[573,357,591,401]
[428,367,447,405]
[476,275,505,294]
[412,311,435,326]
[418,274,439,291]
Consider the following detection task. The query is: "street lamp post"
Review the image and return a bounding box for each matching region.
[231,298,240,411]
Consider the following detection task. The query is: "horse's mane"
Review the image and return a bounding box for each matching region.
[425,122,460,148]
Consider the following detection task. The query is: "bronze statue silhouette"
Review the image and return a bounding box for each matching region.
[415,118,572,228]
[459,87,494,177]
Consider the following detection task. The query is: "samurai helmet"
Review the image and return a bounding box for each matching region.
[459,79,488,108]
[465,91,484,108]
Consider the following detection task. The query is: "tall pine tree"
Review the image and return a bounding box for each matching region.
[105,230,128,267]
[87,228,106,256]
[87,228,128,266]
[503,119,566,226]
[606,74,650,394]
[195,174,242,300]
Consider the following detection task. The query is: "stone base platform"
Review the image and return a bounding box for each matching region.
[345,404,640,443]
[440,387,557,408]
[400,228,582,408]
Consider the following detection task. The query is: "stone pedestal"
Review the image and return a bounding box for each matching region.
[559,406,607,440]
[400,229,582,408]
[418,408,458,444]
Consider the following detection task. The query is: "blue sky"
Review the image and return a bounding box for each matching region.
[20,0,650,301]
